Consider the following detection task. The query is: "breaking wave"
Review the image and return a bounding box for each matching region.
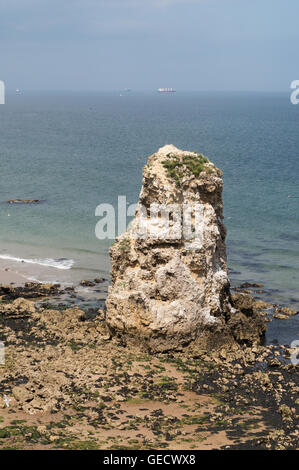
[0,254,74,270]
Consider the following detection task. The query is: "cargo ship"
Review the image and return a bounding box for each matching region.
[157,88,176,93]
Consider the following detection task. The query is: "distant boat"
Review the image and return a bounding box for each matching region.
[157,88,176,93]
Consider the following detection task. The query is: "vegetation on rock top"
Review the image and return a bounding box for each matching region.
[162,153,216,186]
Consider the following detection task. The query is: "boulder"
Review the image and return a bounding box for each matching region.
[12,386,33,403]
[0,298,36,317]
[80,280,95,287]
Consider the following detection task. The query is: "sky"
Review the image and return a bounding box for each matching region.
[0,0,298,91]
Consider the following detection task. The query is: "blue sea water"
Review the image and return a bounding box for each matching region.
[0,91,298,344]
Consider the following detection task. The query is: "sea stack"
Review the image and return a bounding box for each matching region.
[106,145,264,352]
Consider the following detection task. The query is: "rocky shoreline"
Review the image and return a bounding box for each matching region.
[0,280,298,450]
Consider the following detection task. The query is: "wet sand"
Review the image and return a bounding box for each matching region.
[0,266,27,285]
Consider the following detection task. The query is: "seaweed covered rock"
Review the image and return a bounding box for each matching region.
[0,282,61,300]
[106,145,265,352]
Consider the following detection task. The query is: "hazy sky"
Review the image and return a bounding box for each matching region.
[0,0,298,91]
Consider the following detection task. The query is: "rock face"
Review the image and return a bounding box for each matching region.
[106,145,264,352]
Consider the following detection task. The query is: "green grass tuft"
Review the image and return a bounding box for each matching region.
[162,153,212,186]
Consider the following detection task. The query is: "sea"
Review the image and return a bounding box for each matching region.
[0,90,298,345]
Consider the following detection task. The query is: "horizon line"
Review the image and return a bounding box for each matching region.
[3,89,291,94]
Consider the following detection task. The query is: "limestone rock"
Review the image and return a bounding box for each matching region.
[274,306,297,316]
[231,293,254,313]
[0,297,36,317]
[106,145,246,352]
[12,386,34,403]
[0,282,61,300]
